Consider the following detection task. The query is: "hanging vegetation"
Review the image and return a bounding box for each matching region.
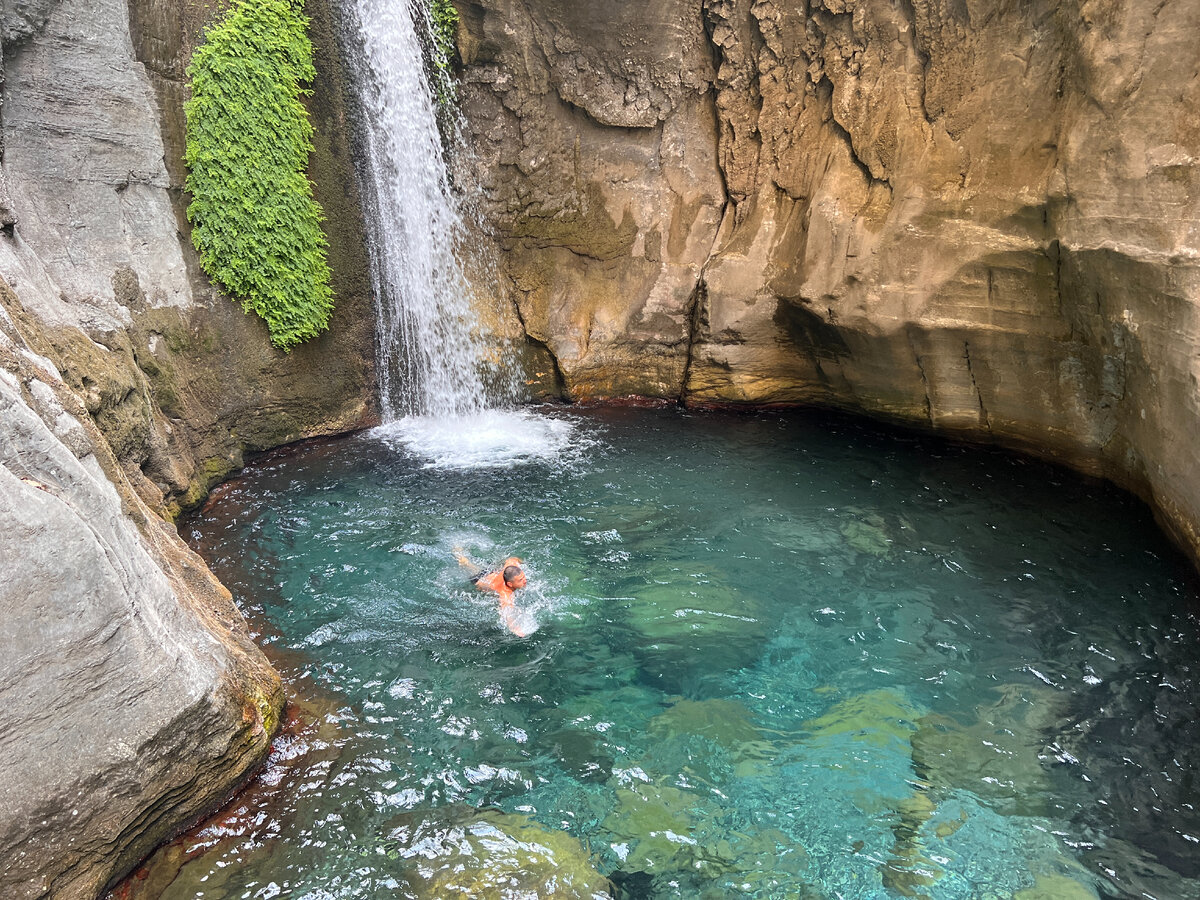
[430,0,459,67]
[184,0,333,351]
[428,0,460,108]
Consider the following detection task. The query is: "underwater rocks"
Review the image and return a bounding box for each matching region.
[392,808,613,899]
[911,682,1064,818]
[602,781,811,893]
[622,562,767,692]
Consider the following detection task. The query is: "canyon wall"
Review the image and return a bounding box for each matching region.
[455,0,1200,560]
[0,0,374,895]
[1,0,1198,895]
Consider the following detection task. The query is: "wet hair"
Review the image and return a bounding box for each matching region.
[502,565,523,586]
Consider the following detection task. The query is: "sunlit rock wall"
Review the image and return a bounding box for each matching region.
[456,0,1200,562]
[0,0,374,896]
[455,0,727,398]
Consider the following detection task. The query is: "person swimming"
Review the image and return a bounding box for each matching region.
[454,551,528,636]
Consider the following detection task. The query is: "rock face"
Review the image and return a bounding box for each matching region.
[456,0,727,397]
[455,0,1200,562]
[0,0,376,519]
[0,0,375,896]
[0,293,283,899]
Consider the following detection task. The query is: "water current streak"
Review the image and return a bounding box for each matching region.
[344,0,502,420]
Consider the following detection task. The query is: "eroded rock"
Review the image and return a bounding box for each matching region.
[457,0,727,399]
[0,313,282,900]
[458,0,1200,568]
[0,0,376,895]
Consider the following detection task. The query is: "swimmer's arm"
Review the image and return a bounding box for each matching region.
[453,548,483,578]
[498,595,527,637]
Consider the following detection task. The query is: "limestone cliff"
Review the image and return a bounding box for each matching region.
[0,0,375,896]
[455,0,1200,562]
[0,0,377,519]
[0,293,283,897]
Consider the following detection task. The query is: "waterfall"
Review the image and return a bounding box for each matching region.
[343,0,510,421]
[343,0,582,469]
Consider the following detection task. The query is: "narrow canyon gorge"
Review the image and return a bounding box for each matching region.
[0,0,1196,895]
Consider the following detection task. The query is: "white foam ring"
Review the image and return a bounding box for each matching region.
[372,409,588,470]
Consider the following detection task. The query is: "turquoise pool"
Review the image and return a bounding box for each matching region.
[146,407,1200,899]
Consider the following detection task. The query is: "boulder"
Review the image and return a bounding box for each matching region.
[0,318,282,900]
[395,808,613,899]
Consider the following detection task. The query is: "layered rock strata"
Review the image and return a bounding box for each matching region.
[0,293,284,898]
[0,0,374,896]
[1,0,375,520]
[455,0,1200,562]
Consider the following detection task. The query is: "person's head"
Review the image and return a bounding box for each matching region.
[502,564,526,590]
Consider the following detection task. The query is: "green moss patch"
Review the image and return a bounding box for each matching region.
[184,0,333,351]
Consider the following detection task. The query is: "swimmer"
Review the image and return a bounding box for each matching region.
[454,550,528,637]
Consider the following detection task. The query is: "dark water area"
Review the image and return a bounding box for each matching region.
[145,407,1200,899]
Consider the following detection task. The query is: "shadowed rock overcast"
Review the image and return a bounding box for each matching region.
[0,0,1196,896]
[455,0,1200,559]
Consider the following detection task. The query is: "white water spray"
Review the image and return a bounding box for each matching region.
[345,0,503,420]
[344,0,581,468]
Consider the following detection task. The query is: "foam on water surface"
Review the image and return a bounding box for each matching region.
[370,408,590,470]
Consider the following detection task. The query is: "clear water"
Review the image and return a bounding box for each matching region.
[153,407,1200,900]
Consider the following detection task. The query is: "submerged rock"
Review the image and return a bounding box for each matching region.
[911,682,1063,817]
[647,697,764,755]
[802,688,923,750]
[623,564,768,691]
[602,782,716,874]
[602,780,810,892]
[1015,872,1100,900]
[395,808,613,899]
[840,515,893,559]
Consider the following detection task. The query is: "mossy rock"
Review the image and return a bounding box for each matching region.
[544,727,614,782]
[802,688,923,749]
[507,181,638,261]
[602,782,711,874]
[911,682,1061,816]
[1014,873,1100,900]
[879,789,945,898]
[602,783,809,887]
[840,513,892,558]
[623,565,767,691]
[399,808,612,899]
[44,325,154,462]
[646,698,767,760]
[550,683,663,731]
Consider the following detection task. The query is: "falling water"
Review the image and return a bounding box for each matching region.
[342,0,507,421]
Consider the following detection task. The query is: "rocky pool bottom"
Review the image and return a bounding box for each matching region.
[118,407,1200,899]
